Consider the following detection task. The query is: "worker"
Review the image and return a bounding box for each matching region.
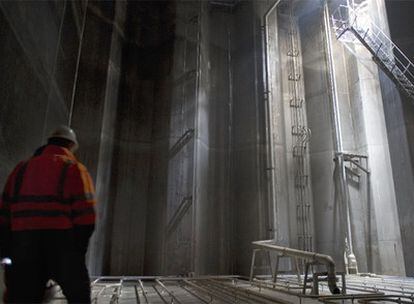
[0,126,96,303]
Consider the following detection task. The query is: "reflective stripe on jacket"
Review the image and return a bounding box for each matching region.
[0,145,96,231]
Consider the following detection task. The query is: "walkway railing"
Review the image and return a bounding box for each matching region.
[331,4,414,100]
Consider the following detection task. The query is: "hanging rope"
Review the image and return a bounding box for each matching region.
[42,0,67,141]
[68,0,89,127]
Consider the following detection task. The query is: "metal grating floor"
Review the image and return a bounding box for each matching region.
[47,275,414,303]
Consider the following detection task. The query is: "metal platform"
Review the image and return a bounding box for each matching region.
[46,274,414,303]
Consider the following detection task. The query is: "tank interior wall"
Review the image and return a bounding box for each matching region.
[0,0,272,280]
[87,1,126,275]
[260,1,292,252]
[0,0,127,277]
[193,2,233,275]
[141,0,234,276]
[0,0,178,276]
[143,0,194,275]
[297,0,405,275]
[296,0,375,272]
[277,7,316,253]
[107,1,177,275]
[258,0,351,272]
[244,0,408,276]
[1,0,414,279]
[0,2,79,292]
[151,1,199,275]
[296,2,344,269]
[230,0,271,276]
[145,0,234,276]
[378,0,414,276]
[347,0,404,275]
[0,1,84,186]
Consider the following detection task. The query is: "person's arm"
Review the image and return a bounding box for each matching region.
[64,162,96,254]
[0,162,24,258]
[0,188,11,258]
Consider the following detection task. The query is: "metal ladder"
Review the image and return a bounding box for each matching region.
[331,4,414,100]
[287,2,313,253]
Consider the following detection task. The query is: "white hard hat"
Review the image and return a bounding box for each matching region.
[49,125,79,150]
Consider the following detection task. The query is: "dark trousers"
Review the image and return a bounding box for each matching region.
[3,230,91,303]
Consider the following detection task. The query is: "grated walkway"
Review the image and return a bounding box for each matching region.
[44,274,414,303]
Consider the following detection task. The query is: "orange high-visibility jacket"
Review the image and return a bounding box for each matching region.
[0,145,96,232]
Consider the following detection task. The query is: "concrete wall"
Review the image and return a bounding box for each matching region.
[297,0,405,275]
[0,0,177,276]
[0,1,71,292]
[263,1,292,251]
[88,1,126,276]
[350,0,405,275]
[0,1,72,185]
[380,0,414,276]
[109,1,177,275]
[194,2,233,275]
[143,1,234,276]
[298,2,345,269]
[231,0,269,276]
[162,1,198,275]
[278,9,315,253]
[144,0,199,275]
[238,0,410,277]
[0,0,121,278]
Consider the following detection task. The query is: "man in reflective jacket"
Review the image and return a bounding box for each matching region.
[0,126,96,303]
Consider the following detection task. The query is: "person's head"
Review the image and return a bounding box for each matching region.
[47,125,79,153]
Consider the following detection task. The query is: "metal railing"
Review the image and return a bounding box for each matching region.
[331,4,414,100]
[251,240,342,295]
